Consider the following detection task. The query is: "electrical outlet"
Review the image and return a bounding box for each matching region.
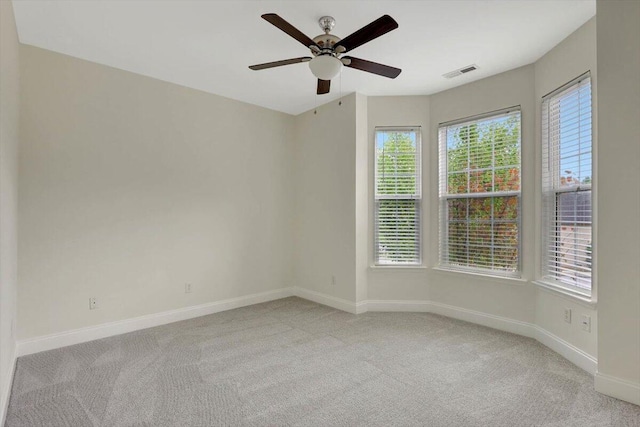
[185,283,192,293]
[581,315,591,332]
[331,275,336,286]
[89,297,98,310]
[564,308,572,323]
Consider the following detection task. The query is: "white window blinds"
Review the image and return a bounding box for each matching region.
[541,74,592,294]
[438,109,521,276]
[374,128,421,265]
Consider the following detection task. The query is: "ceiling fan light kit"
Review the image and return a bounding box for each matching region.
[249,13,401,95]
[308,55,343,80]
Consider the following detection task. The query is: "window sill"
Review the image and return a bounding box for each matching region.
[533,280,596,309]
[432,266,527,285]
[369,264,428,272]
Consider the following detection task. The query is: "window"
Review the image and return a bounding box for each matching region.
[374,128,421,265]
[541,74,593,295]
[438,109,521,276]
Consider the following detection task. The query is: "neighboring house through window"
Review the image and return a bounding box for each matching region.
[541,74,593,296]
[438,108,522,276]
[374,127,421,265]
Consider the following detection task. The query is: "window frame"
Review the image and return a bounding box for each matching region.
[438,107,523,277]
[373,126,422,266]
[539,73,594,298]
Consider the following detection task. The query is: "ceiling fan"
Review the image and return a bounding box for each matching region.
[249,14,401,95]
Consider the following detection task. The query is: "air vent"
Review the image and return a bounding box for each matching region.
[443,64,478,79]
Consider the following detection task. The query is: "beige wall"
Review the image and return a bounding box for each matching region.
[596,0,640,403]
[18,46,295,340]
[292,94,357,302]
[533,18,598,358]
[0,0,20,421]
[366,76,538,314]
[294,21,600,350]
[354,93,369,303]
[364,20,601,359]
[428,65,537,323]
[366,96,430,302]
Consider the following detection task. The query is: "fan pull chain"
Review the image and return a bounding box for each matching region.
[339,72,342,106]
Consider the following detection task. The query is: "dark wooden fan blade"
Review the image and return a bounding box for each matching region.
[334,15,398,53]
[262,14,318,48]
[317,79,330,95]
[343,56,401,79]
[249,57,312,70]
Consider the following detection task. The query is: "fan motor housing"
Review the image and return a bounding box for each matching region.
[312,34,341,55]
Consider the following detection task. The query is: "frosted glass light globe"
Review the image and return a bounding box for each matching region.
[309,55,343,80]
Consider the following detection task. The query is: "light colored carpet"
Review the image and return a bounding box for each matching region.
[5,296,640,426]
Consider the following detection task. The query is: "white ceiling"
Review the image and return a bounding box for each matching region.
[12,0,595,115]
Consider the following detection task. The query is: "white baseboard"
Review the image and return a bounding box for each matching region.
[300,292,596,377]
[17,287,294,357]
[361,300,535,338]
[413,301,596,375]
[291,287,364,314]
[365,299,535,341]
[366,300,431,312]
[595,372,640,406]
[368,299,534,337]
[427,300,536,338]
[320,294,599,375]
[0,348,17,426]
[15,287,600,379]
[12,287,636,407]
[533,326,597,375]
